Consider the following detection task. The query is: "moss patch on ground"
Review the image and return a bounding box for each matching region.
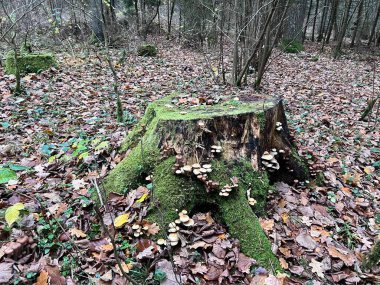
[5,51,56,75]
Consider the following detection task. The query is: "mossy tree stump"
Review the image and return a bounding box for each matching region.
[104,95,308,271]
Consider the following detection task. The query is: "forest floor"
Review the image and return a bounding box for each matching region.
[0,38,379,285]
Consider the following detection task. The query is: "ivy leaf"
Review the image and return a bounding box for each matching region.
[0,168,17,184]
[114,213,130,228]
[5,202,25,226]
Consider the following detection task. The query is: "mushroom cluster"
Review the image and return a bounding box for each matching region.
[173,157,219,192]
[131,223,150,237]
[275,122,283,131]
[219,184,237,197]
[166,210,195,247]
[167,222,180,246]
[261,150,280,172]
[211,145,222,154]
[160,142,176,159]
[3,236,35,259]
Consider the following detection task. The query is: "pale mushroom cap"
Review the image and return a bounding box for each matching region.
[175,219,181,224]
[181,210,188,215]
[200,168,207,173]
[183,219,195,227]
[168,233,179,242]
[276,122,282,126]
[170,241,179,246]
[193,169,201,175]
[183,165,192,172]
[168,228,177,233]
[169,222,176,228]
[157,238,166,245]
[134,232,141,237]
[132,224,140,230]
[175,170,182,174]
[179,214,190,223]
[261,151,273,161]
[192,163,201,169]
[203,164,211,169]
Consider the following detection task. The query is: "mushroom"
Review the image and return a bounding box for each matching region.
[192,163,201,169]
[193,169,201,175]
[203,164,211,169]
[275,122,282,127]
[270,149,278,156]
[168,233,179,242]
[261,151,274,161]
[200,168,207,174]
[183,165,192,172]
[248,197,257,206]
[157,239,167,246]
[179,213,190,223]
[183,219,195,227]
[175,169,182,175]
[132,224,140,230]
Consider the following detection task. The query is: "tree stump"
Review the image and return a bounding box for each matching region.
[104,94,308,270]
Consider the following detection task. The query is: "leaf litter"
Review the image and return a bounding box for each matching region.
[0,38,379,284]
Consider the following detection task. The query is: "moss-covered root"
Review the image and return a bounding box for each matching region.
[220,193,280,271]
[362,240,380,271]
[148,157,207,230]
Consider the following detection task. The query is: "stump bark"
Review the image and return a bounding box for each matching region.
[104,94,308,271]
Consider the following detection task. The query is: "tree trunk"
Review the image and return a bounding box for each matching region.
[350,0,364,47]
[325,0,339,43]
[104,95,309,270]
[312,0,320,41]
[317,0,329,42]
[368,3,380,46]
[90,0,104,42]
[333,0,353,58]
[303,0,314,42]
[283,0,307,43]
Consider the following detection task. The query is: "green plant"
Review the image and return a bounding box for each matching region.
[281,39,304,53]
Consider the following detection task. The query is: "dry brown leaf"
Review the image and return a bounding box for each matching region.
[327,246,356,266]
[310,258,324,278]
[36,270,49,285]
[69,228,87,238]
[260,218,274,232]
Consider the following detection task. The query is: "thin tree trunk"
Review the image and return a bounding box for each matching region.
[350,0,364,47]
[368,3,380,46]
[317,0,329,42]
[303,0,313,42]
[325,0,339,43]
[168,0,176,35]
[333,0,353,58]
[235,0,279,87]
[312,0,320,41]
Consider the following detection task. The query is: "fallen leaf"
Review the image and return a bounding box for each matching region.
[310,258,324,278]
[114,213,130,228]
[36,270,49,285]
[69,228,87,238]
[5,203,24,226]
[327,246,356,266]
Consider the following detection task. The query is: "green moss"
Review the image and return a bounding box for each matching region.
[5,51,56,75]
[281,39,304,53]
[362,240,380,271]
[147,157,209,230]
[209,160,280,271]
[137,44,158,57]
[314,172,325,186]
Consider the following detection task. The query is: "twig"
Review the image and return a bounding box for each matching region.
[90,179,139,285]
